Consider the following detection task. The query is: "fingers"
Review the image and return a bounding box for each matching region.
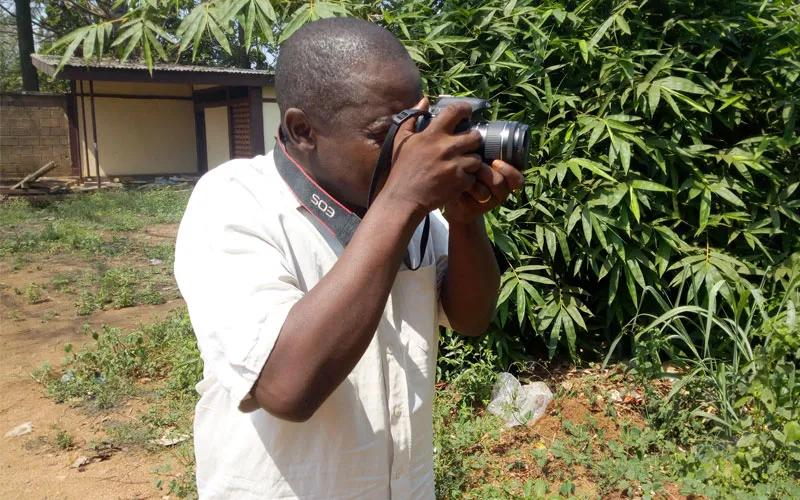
[491,160,525,192]
[467,162,524,205]
[445,130,483,157]
[426,102,474,135]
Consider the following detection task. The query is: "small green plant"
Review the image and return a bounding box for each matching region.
[40,311,58,323]
[52,426,75,450]
[75,290,99,316]
[24,283,42,304]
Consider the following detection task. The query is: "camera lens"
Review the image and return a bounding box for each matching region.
[479,121,531,170]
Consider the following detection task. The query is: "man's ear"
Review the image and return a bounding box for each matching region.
[283,108,316,153]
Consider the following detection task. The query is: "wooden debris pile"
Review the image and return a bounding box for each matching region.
[1,162,199,200]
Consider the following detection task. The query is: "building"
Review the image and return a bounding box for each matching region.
[21,55,280,181]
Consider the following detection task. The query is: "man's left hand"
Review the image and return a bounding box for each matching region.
[443,159,526,224]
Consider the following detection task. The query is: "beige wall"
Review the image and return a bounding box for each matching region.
[76,81,197,177]
[263,102,280,152]
[205,106,230,170]
[92,81,193,97]
[262,87,276,99]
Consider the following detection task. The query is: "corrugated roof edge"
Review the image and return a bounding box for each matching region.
[31,54,274,86]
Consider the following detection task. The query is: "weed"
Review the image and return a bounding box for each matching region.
[28,285,49,305]
[53,426,75,450]
[40,311,58,323]
[104,420,158,449]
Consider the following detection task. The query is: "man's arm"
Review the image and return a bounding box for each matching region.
[252,103,485,422]
[252,198,422,422]
[440,217,500,336]
[439,160,526,336]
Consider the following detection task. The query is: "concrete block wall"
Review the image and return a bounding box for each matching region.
[1,93,73,180]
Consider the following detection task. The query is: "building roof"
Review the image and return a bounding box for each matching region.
[31,54,274,87]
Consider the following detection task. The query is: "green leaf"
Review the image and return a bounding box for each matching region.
[567,207,582,234]
[497,279,516,306]
[623,265,638,308]
[256,0,276,22]
[517,274,555,286]
[567,158,616,182]
[648,83,661,116]
[578,39,589,63]
[699,188,711,232]
[121,28,143,63]
[715,186,746,207]
[280,5,311,43]
[655,76,708,95]
[503,0,517,17]
[83,26,97,62]
[589,15,614,49]
[556,230,571,263]
[628,186,640,222]
[615,14,631,35]
[737,434,757,448]
[55,27,91,73]
[608,264,620,304]
[244,0,256,50]
[784,421,800,443]
[545,228,557,259]
[759,387,776,412]
[631,180,672,192]
[146,30,168,62]
[490,41,508,63]
[581,209,593,245]
[516,284,526,325]
[207,17,231,55]
[565,302,587,331]
[618,140,631,173]
[143,29,153,73]
[562,313,577,360]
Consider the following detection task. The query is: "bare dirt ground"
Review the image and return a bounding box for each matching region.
[1,232,184,499]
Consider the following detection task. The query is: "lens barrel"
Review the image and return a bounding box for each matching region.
[414,114,531,170]
[477,121,530,170]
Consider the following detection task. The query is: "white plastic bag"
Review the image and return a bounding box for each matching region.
[487,373,553,428]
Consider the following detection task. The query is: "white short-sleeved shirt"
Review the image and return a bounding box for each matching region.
[174,150,450,499]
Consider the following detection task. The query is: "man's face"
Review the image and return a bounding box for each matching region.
[310,58,423,210]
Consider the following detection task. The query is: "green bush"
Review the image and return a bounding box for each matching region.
[381,0,799,364]
[607,256,800,496]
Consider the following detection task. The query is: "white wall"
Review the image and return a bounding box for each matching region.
[204,106,230,170]
[263,102,281,152]
[76,81,197,177]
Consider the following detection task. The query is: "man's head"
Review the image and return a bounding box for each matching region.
[275,17,423,210]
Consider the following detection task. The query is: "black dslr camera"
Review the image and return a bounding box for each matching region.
[414,96,531,171]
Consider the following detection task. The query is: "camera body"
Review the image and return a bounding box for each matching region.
[414,96,531,170]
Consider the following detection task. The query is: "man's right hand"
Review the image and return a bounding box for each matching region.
[377,98,484,216]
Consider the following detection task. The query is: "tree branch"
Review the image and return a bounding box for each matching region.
[0,2,58,32]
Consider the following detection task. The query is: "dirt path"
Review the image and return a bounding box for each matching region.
[1,251,186,499]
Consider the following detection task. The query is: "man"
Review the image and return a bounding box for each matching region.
[174,17,524,499]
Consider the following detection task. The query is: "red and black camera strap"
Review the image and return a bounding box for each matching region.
[274,109,431,270]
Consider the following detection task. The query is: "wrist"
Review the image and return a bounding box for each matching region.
[367,194,427,232]
[447,215,485,235]
[371,191,428,227]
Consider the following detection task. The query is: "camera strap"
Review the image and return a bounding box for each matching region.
[274,109,431,270]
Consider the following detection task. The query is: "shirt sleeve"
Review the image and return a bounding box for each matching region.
[174,170,304,413]
[429,210,451,328]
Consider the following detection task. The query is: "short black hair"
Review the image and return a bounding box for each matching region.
[275,17,416,127]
